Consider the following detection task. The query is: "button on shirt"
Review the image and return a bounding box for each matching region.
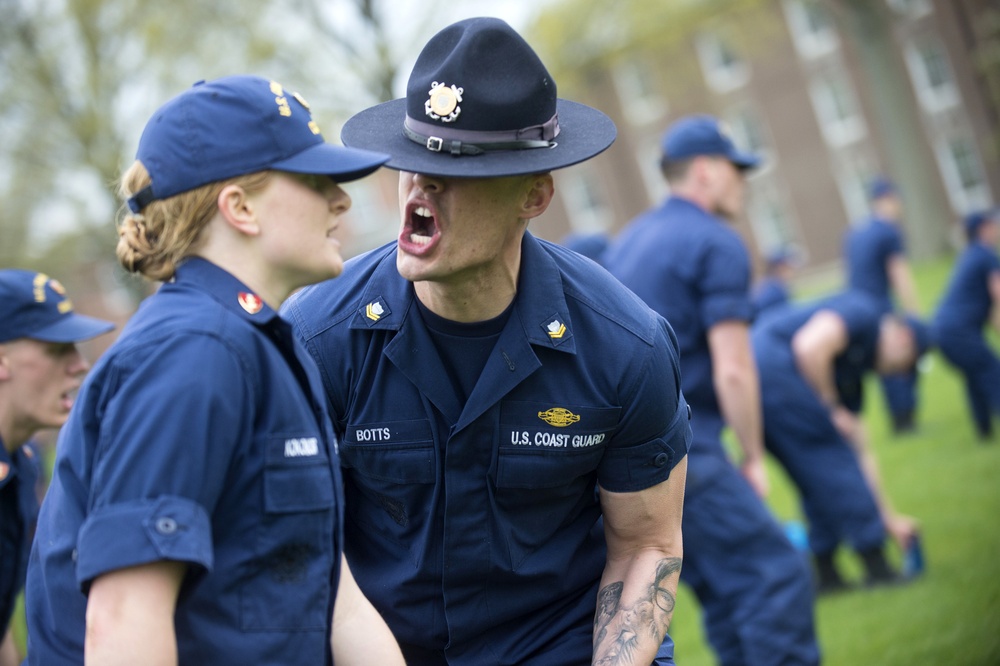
[283,233,691,665]
[0,440,40,638]
[844,217,905,312]
[26,258,343,666]
[604,196,755,428]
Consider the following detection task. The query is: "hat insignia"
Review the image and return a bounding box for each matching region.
[238,292,263,315]
[425,81,463,123]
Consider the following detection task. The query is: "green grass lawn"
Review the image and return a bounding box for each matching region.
[11,257,1000,663]
[671,256,1000,665]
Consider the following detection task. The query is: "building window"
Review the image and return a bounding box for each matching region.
[725,103,773,171]
[808,70,867,147]
[637,138,669,206]
[559,165,614,234]
[934,133,992,213]
[904,38,960,114]
[783,0,839,60]
[747,178,799,254]
[613,60,667,127]
[696,32,750,94]
[886,0,932,19]
[833,148,879,223]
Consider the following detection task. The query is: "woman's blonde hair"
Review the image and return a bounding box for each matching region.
[116,161,272,281]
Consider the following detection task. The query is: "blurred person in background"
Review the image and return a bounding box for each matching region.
[25,75,402,665]
[752,290,929,593]
[0,269,114,666]
[752,246,800,320]
[933,209,1000,441]
[559,230,610,266]
[843,176,923,434]
[604,115,819,666]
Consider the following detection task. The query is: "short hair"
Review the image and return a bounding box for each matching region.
[659,156,695,184]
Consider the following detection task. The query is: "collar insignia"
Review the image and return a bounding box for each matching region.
[238,292,263,315]
[365,300,386,321]
[426,81,463,123]
[545,318,567,339]
[538,407,581,427]
[0,462,8,482]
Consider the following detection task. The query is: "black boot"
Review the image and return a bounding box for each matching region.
[813,552,850,595]
[859,546,903,588]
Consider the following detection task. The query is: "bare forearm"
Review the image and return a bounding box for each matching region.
[332,557,405,666]
[0,629,20,666]
[889,257,920,313]
[715,365,765,462]
[593,552,683,666]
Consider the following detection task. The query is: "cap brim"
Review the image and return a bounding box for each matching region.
[271,143,390,184]
[31,314,115,343]
[341,98,617,177]
[730,150,761,171]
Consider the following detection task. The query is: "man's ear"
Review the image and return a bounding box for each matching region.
[520,173,555,221]
[0,345,11,382]
[217,183,261,237]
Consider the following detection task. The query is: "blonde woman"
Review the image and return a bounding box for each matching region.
[25,75,403,666]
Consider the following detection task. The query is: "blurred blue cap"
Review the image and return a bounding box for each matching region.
[128,75,389,213]
[661,115,760,170]
[867,176,898,201]
[764,246,800,269]
[963,208,998,240]
[0,270,115,343]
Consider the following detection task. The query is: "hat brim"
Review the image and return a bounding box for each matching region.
[31,314,115,343]
[271,142,390,184]
[341,98,616,177]
[730,149,761,171]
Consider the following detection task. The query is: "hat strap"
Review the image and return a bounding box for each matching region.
[403,115,559,156]
[127,185,156,213]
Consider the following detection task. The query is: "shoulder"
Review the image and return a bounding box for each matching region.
[538,238,667,347]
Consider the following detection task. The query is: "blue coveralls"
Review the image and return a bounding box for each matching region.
[934,242,1000,437]
[843,216,917,426]
[752,292,887,557]
[284,233,691,666]
[26,259,344,665]
[752,276,790,320]
[0,440,39,640]
[604,196,819,666]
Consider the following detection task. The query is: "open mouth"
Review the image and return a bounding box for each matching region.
[400,202,441,253]
[60,387,78,411]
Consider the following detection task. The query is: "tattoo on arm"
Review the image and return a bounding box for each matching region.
[593,557,682,666]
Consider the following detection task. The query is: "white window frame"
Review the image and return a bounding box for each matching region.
[637,138,669,206]
[746,176,800,254]
[886,0,932,19]
[782,0,840,61]
[904,38,960,115]
[933,132,992,214]
[696,32,751,94]
[612,59,668,127]
[724,102,774,173]
[832,147,879,224]
[808,70,867,148]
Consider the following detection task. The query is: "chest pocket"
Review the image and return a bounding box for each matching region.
[340,419,435,484]
[494,401,620,568]
[241,433,336,633]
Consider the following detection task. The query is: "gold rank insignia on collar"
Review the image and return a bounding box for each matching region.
[545,318,567,339]
[360,297,391,325]
[238,292,263,315]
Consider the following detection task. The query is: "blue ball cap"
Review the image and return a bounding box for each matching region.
[661,114,760,170]
[128,75,390,213]
[963,208,998,240]
[0,270,115,343]
[867,176,898,201]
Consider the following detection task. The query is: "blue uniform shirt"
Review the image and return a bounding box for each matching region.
[0,440,40,638]
[844,216,905,311]
[604,196,754,424]
[934,242,1000,334]
[26,259,344,666]
[752,277,791,319]
[754,291,882,413]
[284,233,691,665]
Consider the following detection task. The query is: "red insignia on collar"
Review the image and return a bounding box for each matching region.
[0,462,8,482]
[238,292,263,315]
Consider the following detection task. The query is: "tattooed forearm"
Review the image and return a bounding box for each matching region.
[592,557,682,666]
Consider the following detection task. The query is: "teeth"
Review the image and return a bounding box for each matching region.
[410,233,432,245]
[414,206,431,218]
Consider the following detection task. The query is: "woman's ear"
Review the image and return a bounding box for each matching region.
[216,183,261,237]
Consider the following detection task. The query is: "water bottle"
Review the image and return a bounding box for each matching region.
[903,533,925,578]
